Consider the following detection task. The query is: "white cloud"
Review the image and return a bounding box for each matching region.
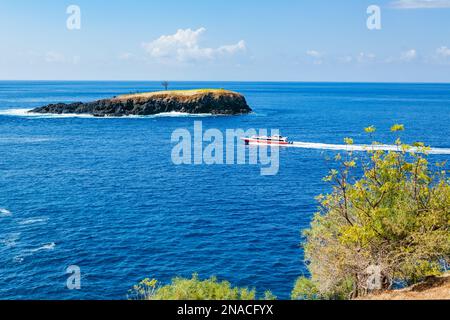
[142,28,246,62]
[338,56,354,63]
[306,50,321,58]
[45,52,66,63]
[391,0,450,9]
[356,52,376,63]
[308,52,377,65]
[436,46,450,57]
[400,49,417,61]
[217,41,246,55]
[306,50,323,65]
[45,52,80,64]
[335,52,376,64]
[432,46,450,64]
[305,48,450,66]
[118,52,135,61]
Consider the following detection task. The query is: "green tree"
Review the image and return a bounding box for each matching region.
[130,274,276,300]
[291,277,322,300]
[161,81,170,91]
[294,126,450,299]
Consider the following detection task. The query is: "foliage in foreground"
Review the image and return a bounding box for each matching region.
[130,274,276,300]
[293,125,450,300]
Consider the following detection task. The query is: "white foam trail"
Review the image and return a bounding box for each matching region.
[288,142,450,155]
[17,217,49,225]
[0,109,214,119]
[14,242,56,263]
[0,233,20,248]
[0,137,55,144]
[0,109,94,118]
[0,208,12,217]
[0,109,45,117]
[29,242,56,252]
[150,111,213,118]
[0,109,99,118]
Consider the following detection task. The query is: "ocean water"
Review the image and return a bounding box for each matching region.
[0,81,449,300]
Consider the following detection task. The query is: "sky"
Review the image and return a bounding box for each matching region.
[0,0,450,82]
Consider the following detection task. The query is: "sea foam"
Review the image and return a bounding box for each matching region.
[30,242,56,252]
[0,109,214,119]
[0,137,55,144]
[13,242,56,263]
[17,217,49,225]
[0,233,20,248]
[0,208,12,217]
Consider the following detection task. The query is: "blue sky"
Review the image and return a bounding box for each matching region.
[1,0,450,82]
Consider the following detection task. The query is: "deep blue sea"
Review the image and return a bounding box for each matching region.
[0,81,449,300]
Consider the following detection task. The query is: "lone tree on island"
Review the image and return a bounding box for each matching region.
[161,81,169,91]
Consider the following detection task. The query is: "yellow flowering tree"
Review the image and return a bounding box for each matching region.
[293,125,450,299]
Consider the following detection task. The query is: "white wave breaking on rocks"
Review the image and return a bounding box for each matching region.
[0,109,214,118]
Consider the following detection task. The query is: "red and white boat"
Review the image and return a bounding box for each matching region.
[241,135,292,146]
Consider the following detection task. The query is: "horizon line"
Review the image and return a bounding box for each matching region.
[1,80,450,85]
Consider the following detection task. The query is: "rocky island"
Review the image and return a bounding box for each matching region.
[29,89,252,117]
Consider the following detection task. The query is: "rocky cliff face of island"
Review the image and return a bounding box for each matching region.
[30,89,252,117]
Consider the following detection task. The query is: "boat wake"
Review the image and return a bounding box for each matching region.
[288,141,450,155]
[2,109,450,155]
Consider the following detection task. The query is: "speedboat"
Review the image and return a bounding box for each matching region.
[241,135,292,146]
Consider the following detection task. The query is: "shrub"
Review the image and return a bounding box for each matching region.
[291,277,321,300]
[130,274,276,300]
[294,126,450,299]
